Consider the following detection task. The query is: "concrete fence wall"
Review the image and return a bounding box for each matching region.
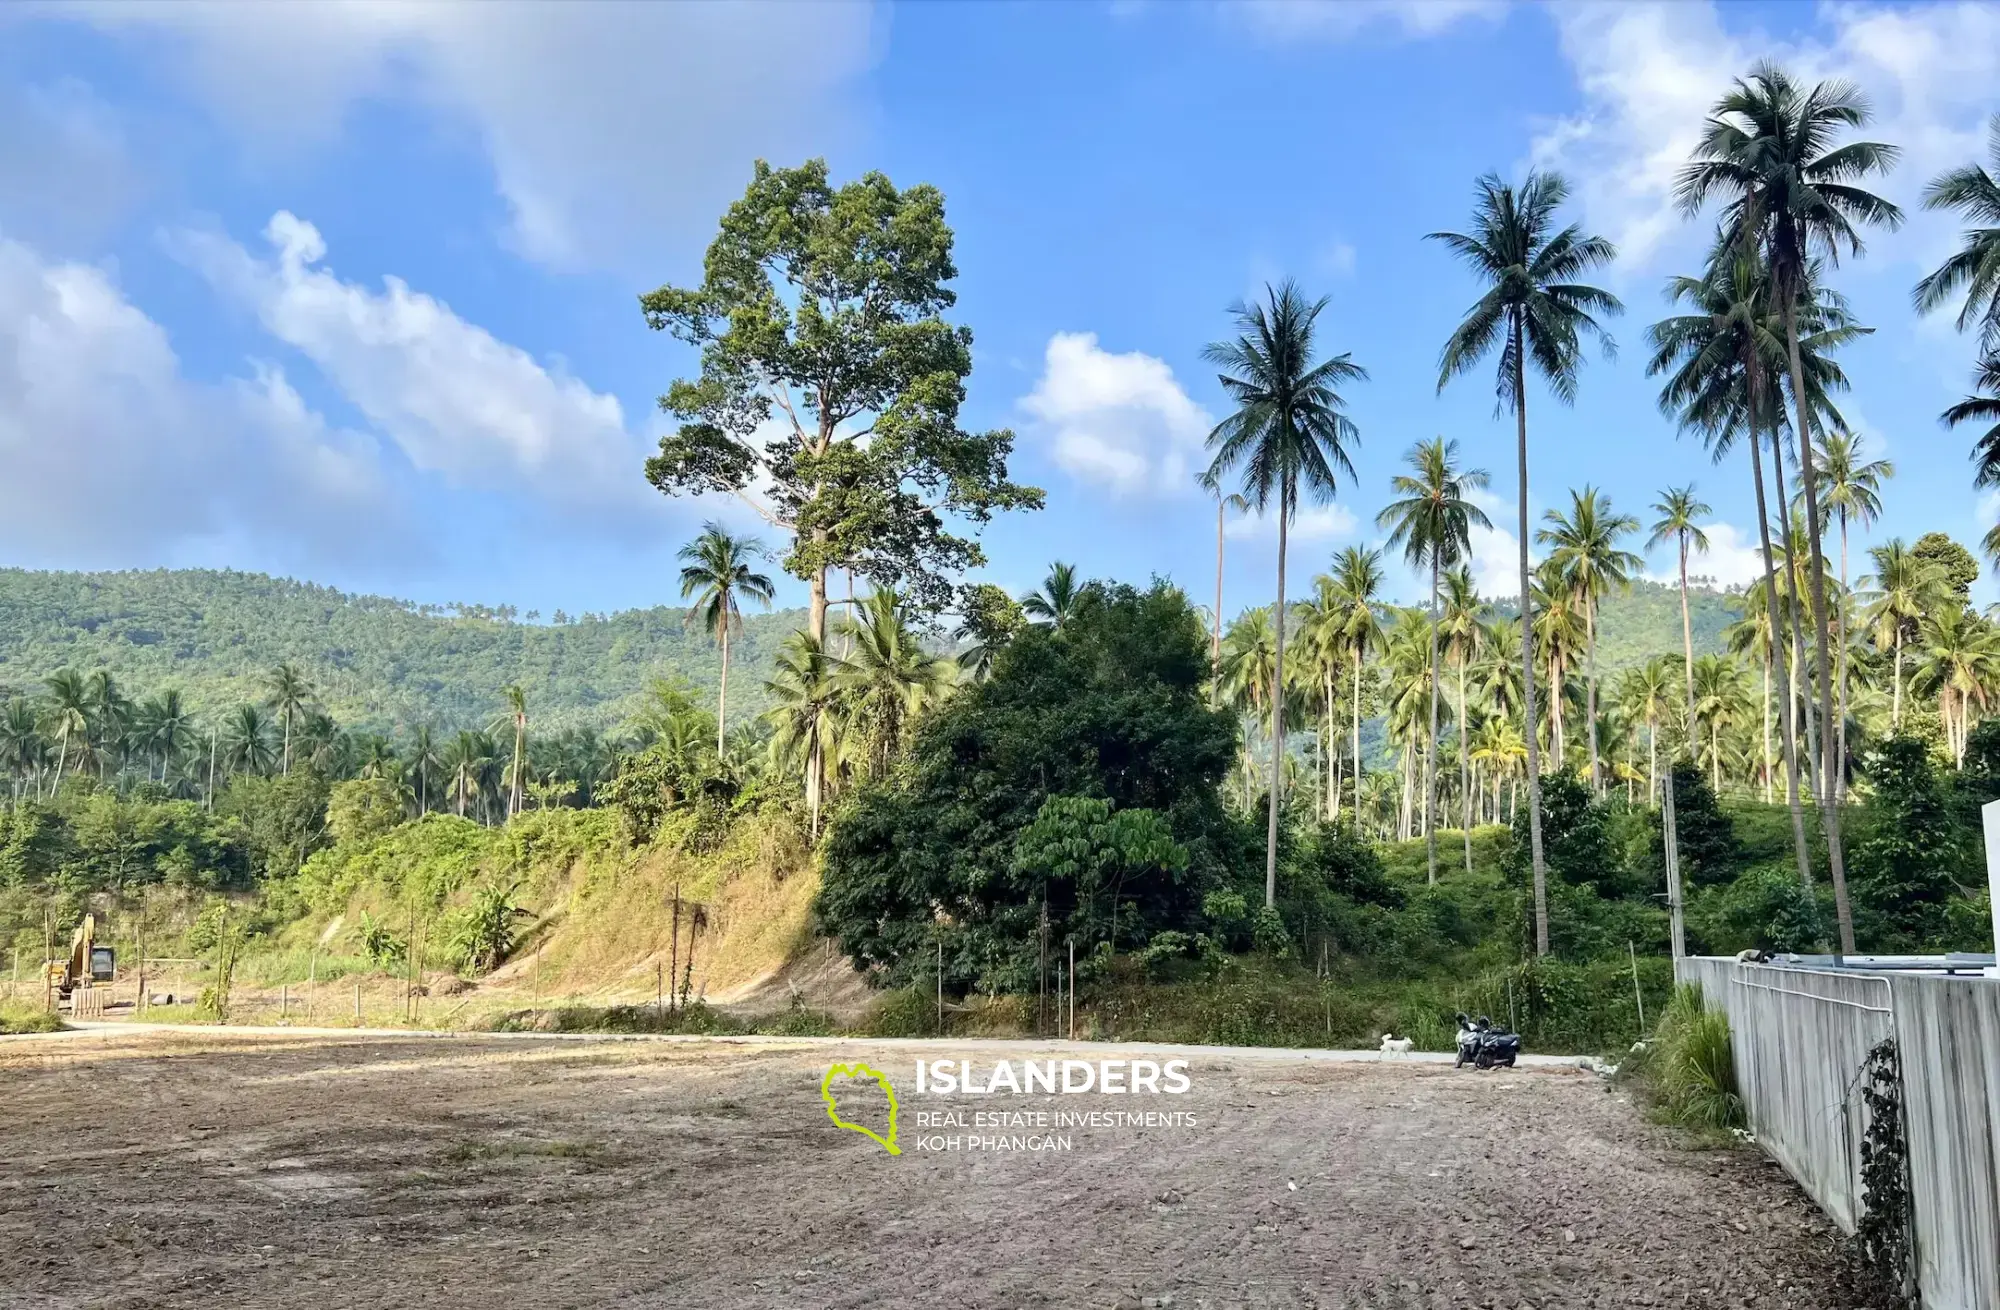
[1679,958,2000,1310]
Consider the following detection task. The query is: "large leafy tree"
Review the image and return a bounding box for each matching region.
[642,160,1042,812]
[1430,169,1620,955]
[1202,280,1365,908]
[677,523,776,757]
[1677,61,1902,954]
[1646,485,1711,744]
[1376,437,1489,884]
[1537,487,1640,796]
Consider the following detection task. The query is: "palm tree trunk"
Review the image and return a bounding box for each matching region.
[1585,600,1602,793]
[718,622,731,759]
[282,709,292,777]
[1512,322,1549,957]
[1212,501,1225,690]
[1679,535,1696,749]
[1351,653,1363,821]
[1892,629,1904,730]
[1265,506,1288,909]
[1835,511,1850,797]
[1782,297,1853,955]
[1550,654,1566,771]
[1459,655,1473,875]
[1324,673,1337,821]
[1768,430,1818,800]
[52,723,69,794]
[1648,719,1657,803]
[1760,653,1772,804]
[1425,555,1441,885]
[1712,722,1721,794]
[1749,404,1814,891]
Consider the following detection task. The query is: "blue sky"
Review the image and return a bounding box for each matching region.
[3,1,1998,620]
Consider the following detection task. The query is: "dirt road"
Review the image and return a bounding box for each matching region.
[0,1029,1879,1309]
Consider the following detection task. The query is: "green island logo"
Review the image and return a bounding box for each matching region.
[821,1062,901,1155]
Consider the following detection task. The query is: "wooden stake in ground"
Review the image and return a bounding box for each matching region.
[353,981,361,1023]
[669,886,681,1016]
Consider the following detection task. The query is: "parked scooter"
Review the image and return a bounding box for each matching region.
[1454,1013,1521,1070]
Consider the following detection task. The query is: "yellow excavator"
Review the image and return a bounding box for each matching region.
[47,914,116,1012]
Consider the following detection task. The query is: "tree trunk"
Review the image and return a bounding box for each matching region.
[1782,295,1853,955]
[1892,629,1904,730]
[1679,536,1696,751]
[718,622,731,759]
[1768,429,1818,800]
[1265,504,1288,908]
[1648,719,1657,803]
[1585,600,1602,793]
[1836,511,1851,797]
[1760,652,1772,804]
[1213,501,1225,689]
[1748,398,1814,890]
[1425,555,1441,885]
[1459,654,1473,875]
[1511,319,1549,956]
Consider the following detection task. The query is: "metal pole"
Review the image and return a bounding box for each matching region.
[1629,940,1646,1032]
[1663,770,1686,963]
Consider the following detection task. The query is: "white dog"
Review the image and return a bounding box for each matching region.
[1379,1034,1414,1055]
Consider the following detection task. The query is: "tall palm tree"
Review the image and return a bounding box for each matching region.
[0,699,43,800]
[1691,654,1749,793]
[497,685,529,819]
[679,522,777,757]
[837,589,954,780]
[1197,470,1252,680]
[223,704,276,778]
[1430,169,1620,955]
[763,630,843,836]
[1329,546,1386,824]
[1298,579,1348,821]
[1810,430,1892,786]
[1646,485,1712,743]
[1531,562,1587,774]
[1860,541,1947,731]
[43,669,89,794]
[1203,279,1367,908]
[1439,565,1486,871]
[1724,595,1777,800]
[1678,61,1902,955]
[1914,114,2000,349]
[1913,609,2000,767]
[1617,657,1678,802]
[262,662,315,776]
[1537,487,1640,794]
[442,730,495,819]
[1945,354,2000,564]
[1022,561,1088,632]
[1647,246,1862,891]
[408,725,441,816]
[141,690,198,783]
[1377,437,1490,883]
[85,670,129,779]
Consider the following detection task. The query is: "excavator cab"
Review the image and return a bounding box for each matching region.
[47,914,115,1006]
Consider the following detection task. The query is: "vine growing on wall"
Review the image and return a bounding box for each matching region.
[1855,1037,1914,1307]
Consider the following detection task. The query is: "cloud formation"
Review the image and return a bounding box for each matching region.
[52,3,880,273]
[1224,503,1358,543]
[1021,332,1213,496]
[0,231,399,567]
[176,212,649,517]
[1237,0,1505,42]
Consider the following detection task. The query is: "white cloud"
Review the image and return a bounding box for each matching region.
[175,212,649,516]
[1649,520,1765,590]
[1225,502,1358,542]
[45,3,880,273]
[0,231,400,566]
[0,77,140,251]
[1533,2,2000,278]
[1236,0,1505,42]
[1020,331,1212,496]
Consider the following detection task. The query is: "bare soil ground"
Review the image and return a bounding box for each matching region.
[0,1030,1882,1309]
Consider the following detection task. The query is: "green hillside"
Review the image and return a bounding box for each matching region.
[1592,578,1739,672]
[0,568,803,734]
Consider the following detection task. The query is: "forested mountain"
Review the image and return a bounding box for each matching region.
[0,567,1737,738]
[0,568,804,734]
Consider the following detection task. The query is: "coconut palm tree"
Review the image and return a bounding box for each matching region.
[84,670,130,779]
[1942,353,2000,564]
[1531,562,1587,775]
[1022,561,1088,631]
[1617,657,1679,802]
[442,730,495,819]
[1430,169,1620,954]
[1298,579,1349,821]
[679,522,776,757]
[1914,609,2000,766]
[1377,437,1490,883]
[223,704,276,778]
[1691,655,1749,793]
[1860,541,1947,732]
[763,630,843,836]
[1197,470,1252,679]
[1646,485,1712,742]
[1724,595,1777,801]
[0,699,43,800]
[43,669,90,794]
[408,725,441,816]
[1329,546,1387,821]
[1915,114,2000,348]
[1202,279,1367,908]
[1647,245,1863,891]
[1678,61,1902,954]
[1439,566,1486,870]
[1221,606,1280,802]
[1809,431,1892,785]
[1537,486,1640,794]
[140,690,199,783]
[496,685,529,818]
[837,589,954,780]
[260,662,315,776]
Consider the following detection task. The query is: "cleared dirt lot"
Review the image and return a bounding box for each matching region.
[1,1030,1880,1309]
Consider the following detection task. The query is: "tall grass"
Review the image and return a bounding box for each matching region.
[1644,983,1744,1131]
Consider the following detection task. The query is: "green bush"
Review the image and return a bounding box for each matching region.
[1644,983,1744,1131]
